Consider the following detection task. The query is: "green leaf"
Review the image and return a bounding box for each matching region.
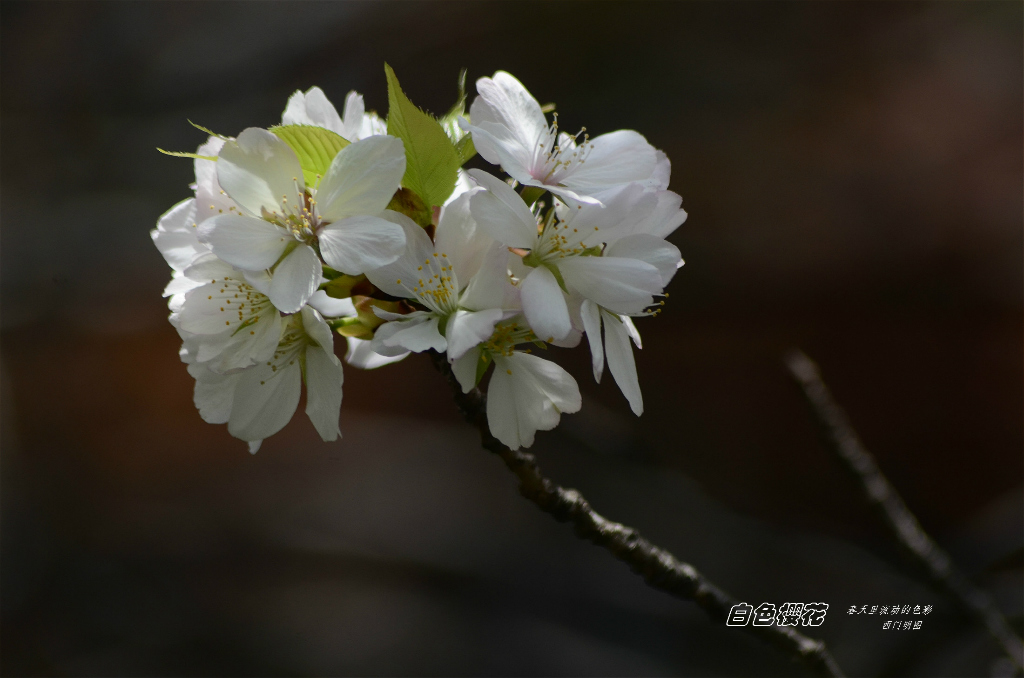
[157,148,217,161]
[385,64,462,208]
[269,125,350,189]
[188,120,229,139]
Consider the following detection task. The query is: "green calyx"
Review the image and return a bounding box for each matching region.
[320,273,367,300]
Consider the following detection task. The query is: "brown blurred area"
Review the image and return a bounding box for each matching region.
[1,2,1021,676]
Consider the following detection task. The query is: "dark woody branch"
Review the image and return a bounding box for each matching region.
[785,350,1024,671]
[429,351,845,678]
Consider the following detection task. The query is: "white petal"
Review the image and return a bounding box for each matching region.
[374,315,446,353]
[228,361,302,443]
[268,244,321,313]
[304,344,344,442]
[511,351,582,414]
[217,128,304,217]
[472,71,548,159]
[372,307,426,322]
[300,305,335,352]
[318,214,406,275]
[445,309,503,361]
[540,183,603,207]
[644,151,672,191]
[602,310,643,416]
[308,289,356,318]
[488,352,581,450]
[461,121,539,187]
[565,183,655,241]
[434,186,490,283]
[162,272,202,299]
[152,199,204,271]
[248,440,263,455]
[605,234,683,286]
[182,251,236,282]
[579,299,604,383]
[340,91,365,141]
[622,315,642,349]
[563,130,657,194]
[486,358,523,449]
[187,362,239,424]
[459,246,519,312]
[361,211,435,298]
[194,137,237,224]
[316,135,406,222]
[345,336,409,369]
[450,347,482,394]
[625,190,687,240]
[467,169,538,248]
[520,266,571,341]
[282,87,345,135]
[197,214,289,271]
[558,256,662,316]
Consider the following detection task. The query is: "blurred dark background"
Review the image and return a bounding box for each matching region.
[1,2,1021,676]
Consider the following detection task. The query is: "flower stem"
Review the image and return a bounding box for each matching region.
[429,351,845,677]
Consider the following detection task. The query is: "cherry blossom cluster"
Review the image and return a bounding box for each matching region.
[152,69,686,453]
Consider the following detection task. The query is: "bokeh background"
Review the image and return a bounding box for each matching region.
[1,2,1021,676]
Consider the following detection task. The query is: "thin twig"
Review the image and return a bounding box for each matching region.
[429,351,845,678]
[785,350,1024,671]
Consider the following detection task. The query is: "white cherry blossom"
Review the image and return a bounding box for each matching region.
[468,169,665,342]
[197,128,407,313]
[450,320,581,450]
[176,254,284,373]
[364,192,516,362]
[460,71,658,204]
[282,86,386,141]
[185,306,343,453]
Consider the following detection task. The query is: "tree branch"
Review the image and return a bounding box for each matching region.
[785,350,1024,671]
[429,351,845,678]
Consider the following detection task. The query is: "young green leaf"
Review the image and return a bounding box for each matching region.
[188,120,230,140]
[157,148,217,161]
[438,69,476,163]
[385,64,462,209]
[269,125,350,188]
